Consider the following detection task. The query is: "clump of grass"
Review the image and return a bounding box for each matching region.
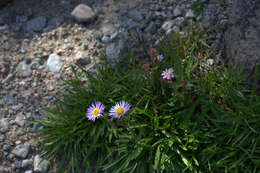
[32,27,260,173]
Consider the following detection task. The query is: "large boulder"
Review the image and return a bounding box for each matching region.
[225,0,260,78]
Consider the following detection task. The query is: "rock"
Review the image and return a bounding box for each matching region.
[12,144,30,158]
[22,159,33,168]
[145,22,157,34]
[47,54,63,73]
[202,4,215,29]
[26,16,47,32]
[101,35,111,44]
[25,170,33,173]
[106,42,125,62]
[0,24,8,32]
[225,0,260,76]
[14,160,22,168]
[4,94,14,105]
[207,59,214,65]
[15,113,25,127]
[173,17,185,26]
[93,31,102,40]
[161,20,175,32]
[71,4,96,23]
[101,24,117,36]
[34,155,50,173]
[20,39,30,53]
[75,52,91,66]
[127,9,143,22]
[3,144,10,151]
[0,118,9,132]
[49,16,64,27]
[185,9,196,19]
[16,60,32,77]
[173,6,182,17]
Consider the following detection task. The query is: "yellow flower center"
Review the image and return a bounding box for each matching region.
[116,107,124,115]
[166,72,171,76]
[93,108,100,116]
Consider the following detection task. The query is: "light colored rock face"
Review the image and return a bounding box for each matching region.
[34,155,49,173]
[47,54,63,73]
[225,0,260,76]
[71,4,96,23]
[12,145,30,158]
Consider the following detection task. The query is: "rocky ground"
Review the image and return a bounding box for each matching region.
[0,0,229,172]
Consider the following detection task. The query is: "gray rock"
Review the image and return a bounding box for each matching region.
[0,134,5,142]
[127,9,143,22]
[16,61,32,77]
[15,113,25,127]
[174,17,185,26]
[12,145,30,158]
[126,19,138,29]
[25,171,33,173]
[49,17,64,27]
[34,155,50,173]
[0,118,9,132]
[4,94,14,105]
[14,160,22,168]
[71,4,96,23]
[173,6,182,17]
[145,22,157,34]
[161,20,175,32]
[106,42,125,62]
[185,9,196,19]
[0,24,8,32]
[20,39,30,53]
[22,159,33,168]
[207,59,214,65]
[26,16,47,32]
[202,4,215,29]
[101,35,111,44]
[75,52,91,66]
[47,54,63,73]
[3,144,10,151]
[225,0,260,77]
[16,15,28,23]
[93,31,102,40]
[101,24,117,36]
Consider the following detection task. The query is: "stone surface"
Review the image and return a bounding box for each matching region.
[225,0,260,75]
[185,9,196,19]
[16,60,32,77]
[173,6,182,17]
[34,155,50,173]
[127,9,143,22]
[26,16,47,32]
[0,118,9,132]
[106,42,125,62]
[202,4,215,29]
[22,159,33,168]
[12,144,30,158]
[47,53,63,73]
[14,113,25,126]
[71,4,96,23]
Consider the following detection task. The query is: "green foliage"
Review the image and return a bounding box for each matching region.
[31,28,260,173]
[192,0,206,15]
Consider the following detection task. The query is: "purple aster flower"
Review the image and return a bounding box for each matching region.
[109,101,131,119]
[86,102,105,121]
[161,68,174,80]
[155,54,164,62]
